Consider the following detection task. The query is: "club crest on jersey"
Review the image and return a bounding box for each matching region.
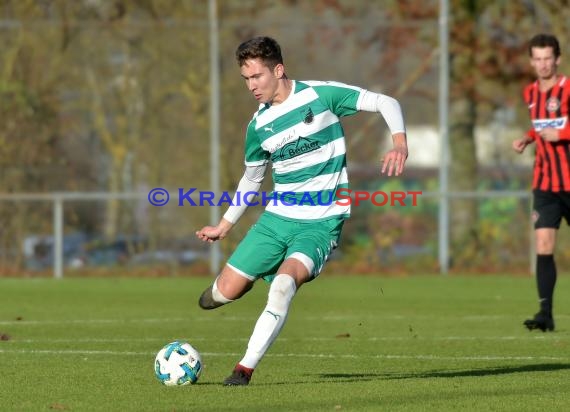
[301,107,314,124]
[546,97,560,112]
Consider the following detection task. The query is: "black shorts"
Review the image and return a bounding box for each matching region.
[532,189,570,229]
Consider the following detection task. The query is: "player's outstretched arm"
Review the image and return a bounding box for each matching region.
[196,163,267,243]
[356,89,407,176]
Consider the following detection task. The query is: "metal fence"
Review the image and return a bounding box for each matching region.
[0,189,545,278]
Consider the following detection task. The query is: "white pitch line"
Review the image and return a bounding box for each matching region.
[0,318,188,326]
[0,348,567,362]
[4,335,568,344]
[1,314,568,326]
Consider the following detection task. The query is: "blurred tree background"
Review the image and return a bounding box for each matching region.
[1,0,569,276]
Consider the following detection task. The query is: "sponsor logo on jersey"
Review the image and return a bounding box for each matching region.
[277,136,320,160]
[532,116,567,131]
[265,131,297,152]
[546,97,560,112]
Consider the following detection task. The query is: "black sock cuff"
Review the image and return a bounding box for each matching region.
[537,254,554,262]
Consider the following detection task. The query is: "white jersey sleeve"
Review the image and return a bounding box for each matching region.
[357,90,406,135]
[222,163,267,224]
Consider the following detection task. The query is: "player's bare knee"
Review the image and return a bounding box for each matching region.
[535,229,556,254]
[536,240,555,254]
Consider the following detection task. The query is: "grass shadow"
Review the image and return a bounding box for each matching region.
[317,363,570,382]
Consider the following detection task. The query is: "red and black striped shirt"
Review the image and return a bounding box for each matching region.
[524,75,570,192]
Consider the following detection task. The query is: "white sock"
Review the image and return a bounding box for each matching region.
[212,277,233,304]
[239,274,296,369]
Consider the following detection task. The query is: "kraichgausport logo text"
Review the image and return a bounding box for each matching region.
[147,188,422,207]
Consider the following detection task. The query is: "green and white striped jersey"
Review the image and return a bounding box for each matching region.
[244,80,364,222]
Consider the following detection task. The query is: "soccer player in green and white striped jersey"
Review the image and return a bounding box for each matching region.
[196,36,408,386]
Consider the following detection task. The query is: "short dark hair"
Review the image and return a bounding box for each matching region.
[236,36,283,69]
[528,34,561,58]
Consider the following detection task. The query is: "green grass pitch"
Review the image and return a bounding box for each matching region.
[1,274,569,411]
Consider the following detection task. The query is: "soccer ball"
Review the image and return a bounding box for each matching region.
[154,341,203,386]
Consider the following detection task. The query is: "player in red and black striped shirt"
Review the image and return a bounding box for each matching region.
[512,34,570,332]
